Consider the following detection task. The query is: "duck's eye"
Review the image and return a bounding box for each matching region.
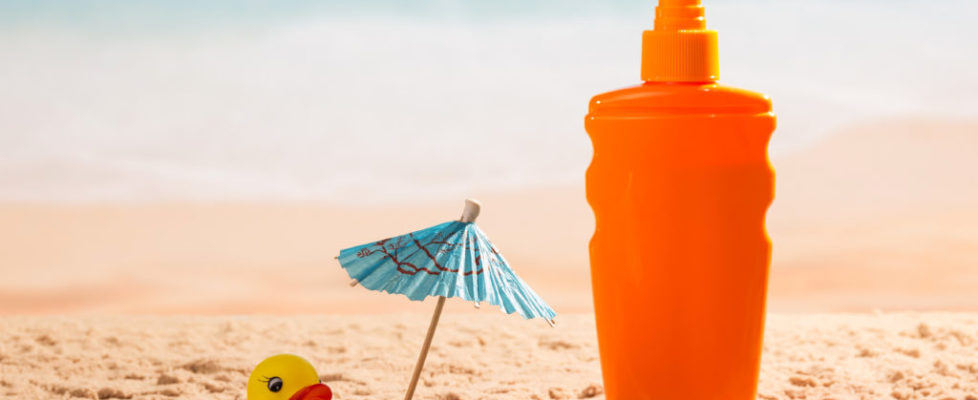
[267,377,283,392]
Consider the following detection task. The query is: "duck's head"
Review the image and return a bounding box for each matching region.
[247,354,333,400]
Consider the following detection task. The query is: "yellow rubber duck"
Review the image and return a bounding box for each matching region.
[247,354,333,400]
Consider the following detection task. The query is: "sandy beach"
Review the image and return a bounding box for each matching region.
[3,0,977,397]
[1,119,976,399]
[1,313,976,399]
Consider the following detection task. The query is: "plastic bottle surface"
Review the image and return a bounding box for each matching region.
[584,1,776,399]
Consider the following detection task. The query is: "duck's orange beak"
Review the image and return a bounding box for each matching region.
[289,383,332,400]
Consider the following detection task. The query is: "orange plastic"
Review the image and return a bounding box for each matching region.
[642,0,719,82]
[584,1,776,399]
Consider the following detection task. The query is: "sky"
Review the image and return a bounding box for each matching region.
[1,0,976,203]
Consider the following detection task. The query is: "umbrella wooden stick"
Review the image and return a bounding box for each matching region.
[403,199,482,400]
[404,295,446,400]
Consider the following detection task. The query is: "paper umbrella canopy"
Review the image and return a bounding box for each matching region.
[336,199,555,400]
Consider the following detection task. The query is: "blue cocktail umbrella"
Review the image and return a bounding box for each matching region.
[337,199,555,400]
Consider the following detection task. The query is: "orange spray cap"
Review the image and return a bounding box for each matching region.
[641,0,719,82]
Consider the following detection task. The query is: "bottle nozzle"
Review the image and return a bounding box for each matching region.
[641,0,718,82]
[654,0,706,31]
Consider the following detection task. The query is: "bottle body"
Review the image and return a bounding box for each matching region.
[585,82,775,400]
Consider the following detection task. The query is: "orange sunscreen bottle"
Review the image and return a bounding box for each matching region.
[585,1,775,399]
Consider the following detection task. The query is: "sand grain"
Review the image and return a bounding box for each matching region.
[1,313,976,399]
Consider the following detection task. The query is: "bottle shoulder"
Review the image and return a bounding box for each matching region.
[588,82,772,115]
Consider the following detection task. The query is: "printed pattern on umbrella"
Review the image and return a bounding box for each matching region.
[355,229,496,277]
[338,221,557,320]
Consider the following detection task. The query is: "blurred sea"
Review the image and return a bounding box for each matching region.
[1,0,976,203]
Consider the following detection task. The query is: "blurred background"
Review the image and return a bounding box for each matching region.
[1,0,976,314]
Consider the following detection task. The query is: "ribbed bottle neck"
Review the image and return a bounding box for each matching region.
[641,0,719,83]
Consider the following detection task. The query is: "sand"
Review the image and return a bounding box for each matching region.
[766,119,978,312]
[1,312,977,399]
[1,119,977,398]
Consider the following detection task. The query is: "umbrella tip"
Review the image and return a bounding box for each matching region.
[460,199,482,223]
